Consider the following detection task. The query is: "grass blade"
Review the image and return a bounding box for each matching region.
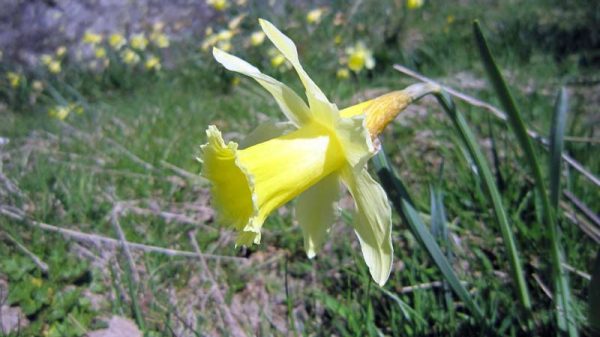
[435,91,532,311]
[429,184,456,313]
[373,151,486,324]
[549,87,569,209]
[473,21,577,336]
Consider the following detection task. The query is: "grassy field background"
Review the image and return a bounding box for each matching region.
[0,0,598,336]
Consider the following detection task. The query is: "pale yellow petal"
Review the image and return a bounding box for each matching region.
[239,121,295,148]
[213,47,311,126]
[341,166,393,286]
[295,173,340,258]
[334,115,375,170]
[259,19,335,124]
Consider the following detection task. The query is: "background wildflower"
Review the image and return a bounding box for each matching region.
[346,42,375,73]
[130,34,148,50]
[6,71,22,88]
[94,47,107,59]
[47,60,61,74]
[55,46,67,57]
[121,48,140,64]
[40,54,53,65]
[83,31,103,44]
[151,32,170,48]
[145,55,161,71]
[32,80,44,91]
[306,8,325,24]
[109,33,126,49]
[407,0,424,9]
[48,105,71,120]
[336,68,350,79]
[207,0,228,11]
[228,14,246,30]
[250,31,266,46]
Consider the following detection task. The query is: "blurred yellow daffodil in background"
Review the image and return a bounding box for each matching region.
[336,68,350,79]
[47,60,61,74]
[145,55,161,71]
[41,55,61,74]
[250,31,266,46]
[407,0,424,10]
[121,49,140,64]
[94,47,107,59]
[48,103,83,120]
[109,33,127,50]
[306,8,325,24]
[32,80,44,92]
[55,46,67,57]
[346,41,375,73]
[202,29,236,52]
[130,33,149,50]
[268,47,291,71]
[83,31,103,45]
[151,32,170,48]
[201,19,432,286]
[6,72,22,88]
[207,0,228,11]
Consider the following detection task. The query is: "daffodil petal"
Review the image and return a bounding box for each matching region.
[239,121,295,148]
[259,19,335,123]
[295,173,340,258]
[213,47,311,127]
[335,116,375,170]
[341,166,393,286]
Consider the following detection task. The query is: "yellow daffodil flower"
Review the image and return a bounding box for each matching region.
[121,48,140,64]
[151,32,170,48]
[109,33,127,50]
[55,46,67,57]
[95,47,107,59]
[32,80,44,91]
[207,0,228,11]
[250,31,266,46]
[48,105,71,120]
[202,29,235,52]
[406,0,424,10]
[334,34,342,45]
[228,13,246,30]
[83,31,103,44]
[217,30,234,41]
[346,42,375,73]
[48,103,83,120]
[40,54,53,65]
[336,68,350,80]
[153,21,165,32]
[201,19,433,285]
[268,47,291,71]
[130,34,148,50]
[145,55,161,70]
[6,72,22,88]
[306,8,325,24]
[47,60,61,74]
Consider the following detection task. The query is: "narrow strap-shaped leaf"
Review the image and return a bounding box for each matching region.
[373,150,486,324]
[473,21,577,336]
[549,88,569,209]
[435,91,532,310]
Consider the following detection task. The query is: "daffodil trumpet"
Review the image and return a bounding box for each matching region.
[199,19,435,286]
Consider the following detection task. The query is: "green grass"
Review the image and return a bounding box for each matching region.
[0,0,598,336]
